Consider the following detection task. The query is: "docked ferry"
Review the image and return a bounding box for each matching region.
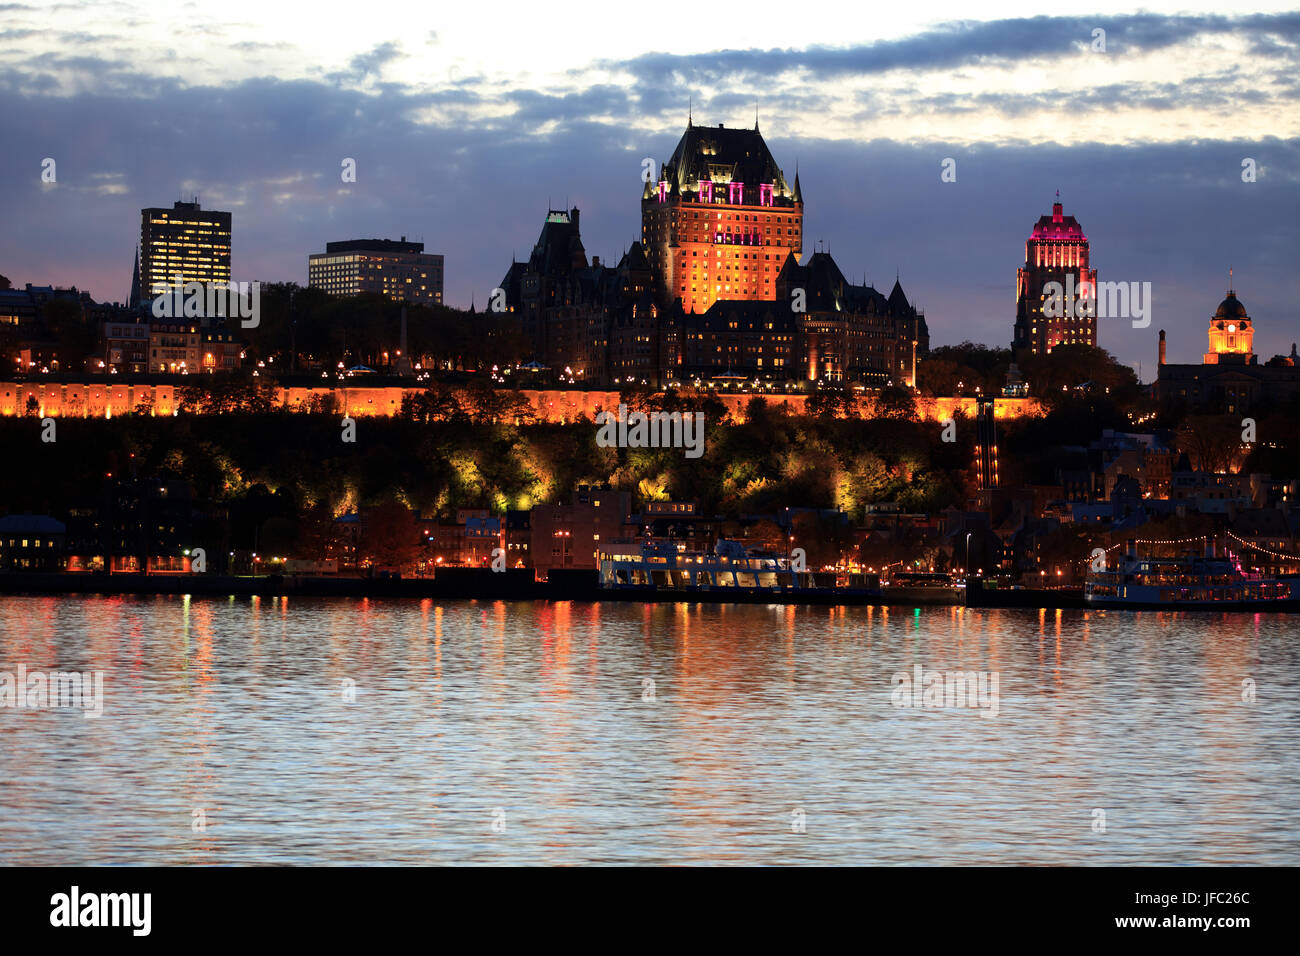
[1084,540,1300,610]
[598,539,881,602]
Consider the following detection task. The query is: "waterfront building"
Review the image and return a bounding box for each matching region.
[0,514,67,571]
[529,485,635,577]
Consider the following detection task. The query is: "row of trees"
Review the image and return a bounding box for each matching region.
[919,342,1142,405]
[240,283,528,373]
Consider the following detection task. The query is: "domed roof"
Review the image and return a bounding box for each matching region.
[1214,291,1247,321]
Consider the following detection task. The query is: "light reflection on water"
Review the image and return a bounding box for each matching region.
[0,595,1297,865]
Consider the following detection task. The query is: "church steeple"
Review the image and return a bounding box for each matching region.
[128,245,141,308]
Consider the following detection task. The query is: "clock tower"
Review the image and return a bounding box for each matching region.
[1203,277,1255,365]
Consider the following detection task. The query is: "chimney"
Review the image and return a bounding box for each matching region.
[1158,329,1166,366]
[592,256,600,268]
[570,207,580,231]
[400,235,406,243]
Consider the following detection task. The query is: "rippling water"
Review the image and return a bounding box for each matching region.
[0,595,1297,865]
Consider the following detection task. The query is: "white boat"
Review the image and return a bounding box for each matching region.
[1085,539,1299,609]
[599,539,813,591]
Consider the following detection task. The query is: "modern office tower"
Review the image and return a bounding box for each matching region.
[642,119,802,315]
[138,200,232,300]
[1012,194,1097,356]
[307,238,444,305]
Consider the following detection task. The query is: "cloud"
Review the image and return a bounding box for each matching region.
[0,12,1296,371]
[609,13,1300,85]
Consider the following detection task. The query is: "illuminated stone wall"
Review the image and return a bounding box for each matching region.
[1,382,1043,423]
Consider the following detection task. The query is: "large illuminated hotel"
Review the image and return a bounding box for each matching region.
[641,119,803,314]
[308,238,444,306]
[136,200,232,299]
[500,119,927,387]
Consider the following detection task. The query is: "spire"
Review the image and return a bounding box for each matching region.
[754,100,759,132]
[688,96,692,127]
[1228,266,1234,295]
[792,162,802,204]
[129,245,141,309]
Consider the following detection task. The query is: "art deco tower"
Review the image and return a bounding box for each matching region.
[641,119,802,314]
[1012,195,1097,356]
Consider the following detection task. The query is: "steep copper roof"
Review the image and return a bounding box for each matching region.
[655,122,795,202]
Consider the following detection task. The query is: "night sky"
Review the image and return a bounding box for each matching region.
[2,3,1297,372]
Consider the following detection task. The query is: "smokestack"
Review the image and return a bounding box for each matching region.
[1158,329,1166,366]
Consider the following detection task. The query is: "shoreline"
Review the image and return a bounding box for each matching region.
[7,570,1292,612]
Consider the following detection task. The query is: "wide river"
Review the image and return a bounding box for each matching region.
[0,595,1296,865]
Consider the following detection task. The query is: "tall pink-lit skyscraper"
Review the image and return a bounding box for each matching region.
[1012,196,1097,356]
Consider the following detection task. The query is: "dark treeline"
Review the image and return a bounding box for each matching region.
[242,283,528,372]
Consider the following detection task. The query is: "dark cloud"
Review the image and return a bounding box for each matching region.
[326,41,407,84]
[0,14,1297,374]
[610,13,1300,86]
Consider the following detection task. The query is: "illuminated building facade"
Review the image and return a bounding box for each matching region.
[138,201,232,299]
[1202,285,1254,364]
[148,321,202,374]
[774,252,929,387]
[1012,197,1097,355]
[976,397,999,494]
[308,238,444,305]
[500,210,681,386]
[1156,283,1300,413]
[642,120,802,315]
